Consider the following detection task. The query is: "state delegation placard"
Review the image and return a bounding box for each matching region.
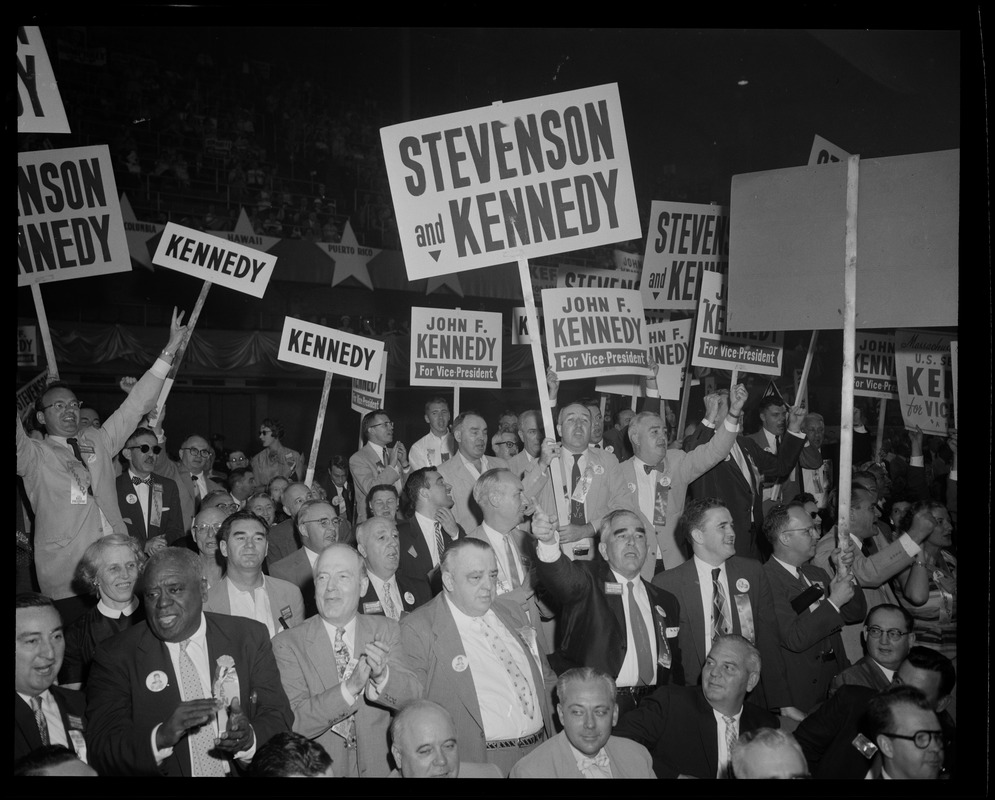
[542,288,650,381]
[410,308,502,388]
[692,271,783,376]
[381,83,640,279]
[18,145,130,286]
[153,222,276,298]
[278,317,384,383]
[641,200,729,311]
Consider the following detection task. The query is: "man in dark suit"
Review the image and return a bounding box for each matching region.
[116,427,184,553]
[829,603,915,696]
[396,467,466,602]
[613,634,779,778]
[15,593,88,763]
[653,497,798,718]
[532,507,684,716]
[603,408,635,462]
[686,389,806,561]
[322,455,356,525]
[762,502,866,713]
[747,395,799,519]
[355,516,423,619]
[86,548,292,776]
[399,538,557,776]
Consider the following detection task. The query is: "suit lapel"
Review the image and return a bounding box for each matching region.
[305,616,338,694]
[15,693,42,752]
[678,561,707,669]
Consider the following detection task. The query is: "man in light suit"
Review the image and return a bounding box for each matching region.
[205,511,305,636]
[15,593,88,763]
[86,548,293,776]
[652,498,798,718]
[388,700,502,777]
[350,409,409,523]
[270,499,342,618]
[613,634,779,778]
[116,427,184,554]
[438,411,508,533]
[17,310,188,613]
[620,383,747,574]
[686,389,807,561]
[356,516,424,619]
[532,508,683,717]
[510,667,655,778]
[271,544,420,778]
[529,403,636,561]
[762,503,867,713]
[396,467,465,603]
[399,538,557,776]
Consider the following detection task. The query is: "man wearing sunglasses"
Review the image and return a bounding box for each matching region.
[17,309,188,624]
[115,427,184,554]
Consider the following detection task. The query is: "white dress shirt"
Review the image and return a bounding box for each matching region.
[609,566,657,689]
[414,511,442,567]
[713,705,744,777]
[367,571,403,619]
[479,522,524,591]
[227,577,276,637]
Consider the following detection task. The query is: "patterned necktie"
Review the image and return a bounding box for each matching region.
[178,641,225,777]
[570,453,585,525]
[132,475,153,486]
[31,696,50,746]
[434,521,447,566]
[503,534,522,590]
[722,715,738,778]
[627,581,655,686]
[66,437,94,495]
[332,628,357,743]
[711,568,731,639]
[383,581,399,619]
[579,750,612,778]
[478,617,534,719]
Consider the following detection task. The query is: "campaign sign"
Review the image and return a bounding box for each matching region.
[541,288,650,381]
[614,249,643,278]
[949,340,958,428]
[808,134,849,166]
[895,329,953,436]
[692,271,783,376]
[17,26,70,134]
[278,317,383,383]
[556,264,638,290]
[410,308,502,388]
[16,369,50,421]
[153,222,276,299]
[854,332,898,399]
[641,201,729,311]
[512,307,545,346]
[18,145,130,286]
[646,318,693,400]
[351,349,388,414]
[17,325,38,367]
[381,83,640,279]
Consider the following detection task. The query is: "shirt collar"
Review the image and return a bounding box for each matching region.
[98,596,140,618]
[771,555,800,578]
[164,613,208,653]
[320,613,357,642]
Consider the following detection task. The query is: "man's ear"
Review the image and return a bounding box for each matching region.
[935,693,951,713]
[598,541,608,562]
[690,528,705,546]
[35,410,46,429]
[875,733,894,759]
[746,670,760,694]
[359,575,370,597]
[219,540,229,558]
[441,569,455,593]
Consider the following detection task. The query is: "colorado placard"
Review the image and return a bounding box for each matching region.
[381,83,640,279]
[541,288,650,381]
[410,307,502,388]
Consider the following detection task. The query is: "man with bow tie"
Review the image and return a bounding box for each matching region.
[618,383,748,576]
[116,427,184,554]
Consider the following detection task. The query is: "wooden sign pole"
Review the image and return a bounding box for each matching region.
[837,155,861,578]
[304,370,334,486]
[795,330,819,407]
[517,256,568,523]
[153,280,212,420]
[875,398,887,461]
[30,284,59,382]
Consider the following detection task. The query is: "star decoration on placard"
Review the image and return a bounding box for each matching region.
[425,272,464,296]
[223,209,282,253]
[120,193,163,270]
[319,220,378,290]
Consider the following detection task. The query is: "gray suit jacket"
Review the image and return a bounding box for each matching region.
[271,613,420,778]
[828,654,893,696]
[437,453,508,534]
[205,574,305,634]
[349,442,406,523]
[270,547,317,618]
[399,593,556,764]
[510,731,655,778]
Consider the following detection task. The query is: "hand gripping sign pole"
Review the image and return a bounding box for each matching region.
[836,155,861,580]
[517,257,569,524]
[152,280,212,422]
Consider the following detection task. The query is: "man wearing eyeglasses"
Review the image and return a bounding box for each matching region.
[17,309,188,621]
[829,604,914,696]
[271,499,343,618]
[491,431,520,462]
[153,433,224,538]
[115,427,184,553]
[860,685,944,779]
[350,409,410,524]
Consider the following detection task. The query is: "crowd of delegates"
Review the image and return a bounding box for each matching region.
[15,316,958,780]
